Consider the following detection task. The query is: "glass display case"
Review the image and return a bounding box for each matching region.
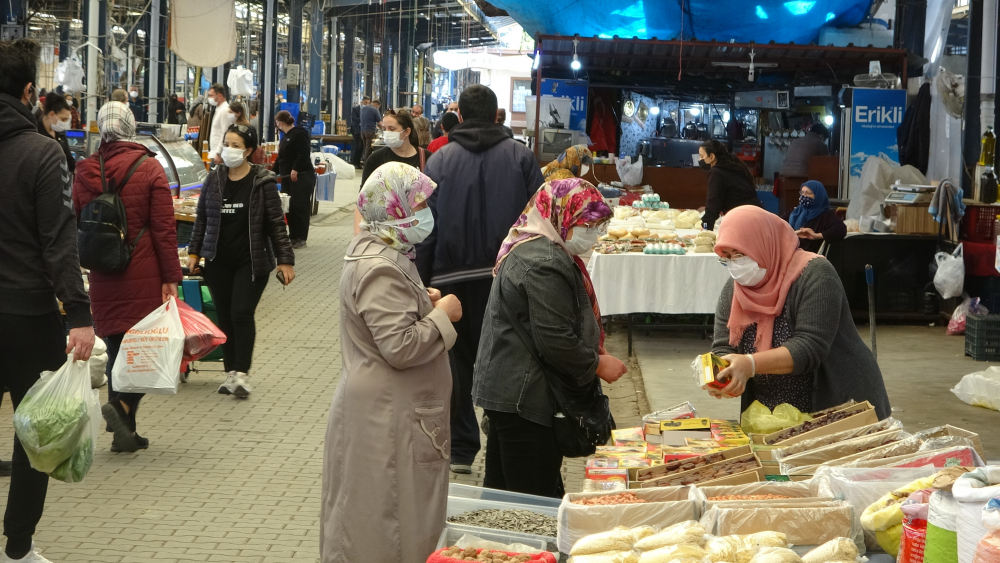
[134,136,208,196]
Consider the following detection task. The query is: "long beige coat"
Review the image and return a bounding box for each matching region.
[321,234,456,563]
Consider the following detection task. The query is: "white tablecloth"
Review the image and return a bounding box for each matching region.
[586,252,731,315]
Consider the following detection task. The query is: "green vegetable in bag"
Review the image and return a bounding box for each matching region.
[49,438,94,483]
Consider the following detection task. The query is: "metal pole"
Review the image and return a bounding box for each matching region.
[85,0,100,124]
[308,0,323,118]
[149,0,161,123]
[262,0,278,141]
[330,16,339,123]
[866,264,877,360]
[981,0,997,138]
[533,37,542,158]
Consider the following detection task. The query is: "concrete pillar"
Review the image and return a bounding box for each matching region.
[342,18,355,129]
[287,0,303,107]
[308,0,323,118]
[261,0,279,141]
[59,20,70,62]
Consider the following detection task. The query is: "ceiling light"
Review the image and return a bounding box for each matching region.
[689,107,701,117]
[532,51,540,69]
[650,106,660,115]
[570,38,581,71]
[824,115,834,126]
[723,111,731,122]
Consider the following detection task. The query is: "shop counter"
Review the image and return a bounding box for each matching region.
[582,164,709,209]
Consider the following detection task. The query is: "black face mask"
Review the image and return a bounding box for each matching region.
[698,159,712,171]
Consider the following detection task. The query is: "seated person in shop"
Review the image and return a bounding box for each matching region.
[786,180,846,253]
[706,205,890,420]
[541,144,593,181]
[780,123,829,178]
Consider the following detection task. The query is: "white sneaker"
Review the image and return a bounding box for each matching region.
[218,371,238,395]
[2,543,53,562]
[233,372,252,398]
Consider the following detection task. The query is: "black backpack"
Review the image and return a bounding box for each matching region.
[77,154,150,272]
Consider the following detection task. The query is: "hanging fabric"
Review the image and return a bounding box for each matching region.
[168,0,237,68]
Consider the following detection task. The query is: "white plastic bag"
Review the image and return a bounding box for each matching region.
[934,244,965,299]
[227,65,255,97]
[112,297,184,394]
[953,469,1000,563]
[326,153,355,180]
[951,367,1000,411]
[55,57,86,92]
[12,357,99,482]
[615,155,643,186]
[89,353,108,388]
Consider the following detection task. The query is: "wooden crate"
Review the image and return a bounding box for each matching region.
[890,204,939,235]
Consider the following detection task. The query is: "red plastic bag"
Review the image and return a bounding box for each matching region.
[427,547,556,563]
[176,300,226,370]
[900,489,934,563]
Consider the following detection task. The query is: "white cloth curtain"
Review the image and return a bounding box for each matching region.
[169,0,237,68]
[928,75,965,182]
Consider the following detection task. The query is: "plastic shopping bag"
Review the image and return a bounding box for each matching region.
[740,401,811,435]
[226,65,254,97]
[973,498,1000,563]
[951,367,1000,412]
[934,244,965,299]
[615,155,643,186]
[948,296,989,336]
[112,297,184,395]
[177,300,226,371]
[13,357,99,481]
[899,490,934,563]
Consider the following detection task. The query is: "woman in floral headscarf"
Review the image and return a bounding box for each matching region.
[472,178,628,498]
[541,144,594,181]
[322,162,463,563]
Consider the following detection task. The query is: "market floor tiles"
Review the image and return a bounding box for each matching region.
[0,205,646,563]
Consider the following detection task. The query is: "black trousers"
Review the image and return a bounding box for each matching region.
[105,333,144,430]
[483,410,565,499]
[202,261,269,373]
[0,312,64,557]
[282,174,314,242]
[351,133,363,167]
[440,278,492,465]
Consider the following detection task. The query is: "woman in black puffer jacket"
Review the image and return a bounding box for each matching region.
[188,124,295,399]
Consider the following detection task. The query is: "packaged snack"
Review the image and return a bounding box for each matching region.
[748,547,802,563]
[568,552,639,563]
[802,538,860,563]
[706,535,743,562]
[693,353,730,390]
[613,427,646,446]
[634,521,708,550]
[570,527,656,557]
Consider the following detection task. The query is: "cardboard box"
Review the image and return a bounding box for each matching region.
[694,481,820,505]
[632,445,752,483]
[890,203,938,235]
[754,402,877,447]
[638,452,762,488]
[558,486,697,554]
[650,429,714,446]
[701,501,855,546]
[661,418,712,431]
[923,425,986,460]
[767,418,903,461]
[774,428,908,468]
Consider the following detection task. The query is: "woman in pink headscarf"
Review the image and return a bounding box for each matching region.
[707,205,891,419]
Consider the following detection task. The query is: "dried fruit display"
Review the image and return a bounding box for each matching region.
[645,457,759,487]
[766,410,858,444]
[446,509,557,537]
[636,452,727,481]
[572,492,650,506]
[707,494,794,501]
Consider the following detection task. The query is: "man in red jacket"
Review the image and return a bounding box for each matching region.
[73,101,183,454]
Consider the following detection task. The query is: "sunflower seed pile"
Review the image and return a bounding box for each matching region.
[447,508,557,537]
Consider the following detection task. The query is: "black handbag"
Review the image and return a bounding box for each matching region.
[496,284,614,458]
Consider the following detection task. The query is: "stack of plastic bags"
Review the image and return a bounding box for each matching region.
[12,357,100,483]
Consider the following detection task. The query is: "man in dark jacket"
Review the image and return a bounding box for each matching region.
[350,97,369,169]
[0,38,95,563]
[415,84,545,474]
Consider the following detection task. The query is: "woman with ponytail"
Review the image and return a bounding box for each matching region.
[698,139,763,229]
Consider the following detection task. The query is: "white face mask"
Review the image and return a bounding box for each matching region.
[208,97,219,107]
[564,226,602,256]
[371,208,435,246]
[221,147,248,168]
[726,256,767,287]
[51,118,71,132]
[383,131,405,149]
[130,91,138,99]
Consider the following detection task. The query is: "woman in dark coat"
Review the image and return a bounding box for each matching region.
[72,101,183,453]
[699,139,763,229]
[166,93,186,124]
[188,124,296,401]
[275,110,315,249]
[787,180,846,253]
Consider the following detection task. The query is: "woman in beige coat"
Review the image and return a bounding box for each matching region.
[322,162,462,563]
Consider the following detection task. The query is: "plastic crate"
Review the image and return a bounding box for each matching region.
[960,205,1000,242]
[965,314,1000,361]
[446,495,558,520]
[448,484,561,510]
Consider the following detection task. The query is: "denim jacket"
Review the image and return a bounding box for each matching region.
[472,237,601,427]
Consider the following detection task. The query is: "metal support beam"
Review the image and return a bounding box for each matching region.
[365,18,374,98]
[148,0,166,122]
[309,0,323,117]
[288,0,304,107]
[964,0,985,192]
[342,17,355,129]
[83,0,102,124]
[59,20,70,62]
[329,16,339,122]
[261,0,279,142]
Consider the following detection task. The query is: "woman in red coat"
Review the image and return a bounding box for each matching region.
[72,102,183,453]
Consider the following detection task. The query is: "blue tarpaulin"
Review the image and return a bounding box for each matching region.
[490,0,873,45]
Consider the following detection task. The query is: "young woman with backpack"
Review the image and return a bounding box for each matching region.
[187,124,296,399]
[72,101,183,453]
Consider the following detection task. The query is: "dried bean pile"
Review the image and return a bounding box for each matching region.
[708,494,793,501]
[447,509,557,537]
[438,546,533,562]
[572,492,650,506]
[766,410,856,444]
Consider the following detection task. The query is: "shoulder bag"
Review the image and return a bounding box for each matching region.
[495,282,614,458]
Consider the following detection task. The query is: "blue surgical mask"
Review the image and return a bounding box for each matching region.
[799,194,814,208]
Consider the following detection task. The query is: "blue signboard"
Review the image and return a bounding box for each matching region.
[540,79,588,132]
[848,88,906,197]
